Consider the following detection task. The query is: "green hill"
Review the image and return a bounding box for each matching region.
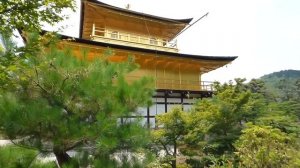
[261,70,300,80]
[260,70,300,101]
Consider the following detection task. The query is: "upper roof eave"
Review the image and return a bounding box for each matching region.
[84,0,193,24]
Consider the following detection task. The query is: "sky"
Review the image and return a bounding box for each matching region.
[52,0,300,83]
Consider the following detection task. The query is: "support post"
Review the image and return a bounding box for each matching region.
[181,92,184,111]
[92,23,95,36]
[147,106,150,128]
[164,91,168,113]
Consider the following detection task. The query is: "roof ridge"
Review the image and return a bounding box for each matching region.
[84,0,193,24]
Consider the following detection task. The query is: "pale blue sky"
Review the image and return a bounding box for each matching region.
[54,0,300,83]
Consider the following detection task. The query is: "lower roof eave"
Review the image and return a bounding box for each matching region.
[59,34,238,62]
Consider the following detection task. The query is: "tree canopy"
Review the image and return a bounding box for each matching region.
[0,0,75,35]
[149,78,300,167]
[234,123,299,168]
[0,33,154,167]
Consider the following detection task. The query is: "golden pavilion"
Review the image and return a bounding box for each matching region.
[58,0,237,127]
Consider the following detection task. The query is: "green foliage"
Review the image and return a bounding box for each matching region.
[261,70,300,102]
[148,76,300,167]
[151,107,189,167]
[167,79,267,167]
[261,69,300,79]
[235,124,299,168]
[0,0,75,91]
[0,33,27,90]
[0,0,75,34]
[0,145,38,168]
[149,77,300,167]
[257,101,300,135]
[0,33,154,167]
[153,107,188,144]
[0,145,57,168]
[188,79,263,156]
[246,79,276,102]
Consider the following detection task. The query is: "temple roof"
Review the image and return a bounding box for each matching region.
[60,34,237,62]
[79,0,193,40]
[83,0,193,24]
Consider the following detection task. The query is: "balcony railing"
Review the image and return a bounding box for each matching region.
[126,76,214,91]
[91,24,178,52]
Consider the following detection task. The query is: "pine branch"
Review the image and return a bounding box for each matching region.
[27,151,41,168]
[9,139,51,153]
[30,68,75,115]
[60,73,70,90]
[65,138,87,151]
[9,139,35,150]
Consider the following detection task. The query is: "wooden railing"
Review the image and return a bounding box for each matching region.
[91,24,178,52]
[126,76,214,91]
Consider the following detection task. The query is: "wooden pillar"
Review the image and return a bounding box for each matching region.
[147,106,150,129]
[164,91,168,113]
[181,92,184,111]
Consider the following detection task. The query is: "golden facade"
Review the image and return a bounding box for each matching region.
[60,0,236,93]
[57,0,237,126]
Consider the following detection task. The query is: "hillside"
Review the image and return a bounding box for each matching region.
[261,70,300,80]
[260,70,300,101]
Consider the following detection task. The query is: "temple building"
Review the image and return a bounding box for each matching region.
[58,0,237,127]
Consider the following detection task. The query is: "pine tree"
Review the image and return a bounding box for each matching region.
[0,33,154,167]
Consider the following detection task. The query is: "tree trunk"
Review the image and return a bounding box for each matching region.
[53,149,78,168]
[172,141,177,168]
